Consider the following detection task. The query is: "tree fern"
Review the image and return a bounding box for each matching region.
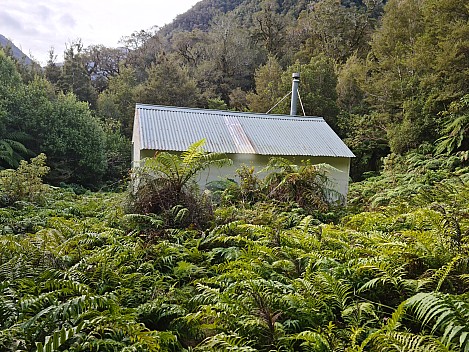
[435,94,469,156]
[0,137,31,169]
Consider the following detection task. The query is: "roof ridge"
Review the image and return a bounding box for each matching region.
[136,104,325,121]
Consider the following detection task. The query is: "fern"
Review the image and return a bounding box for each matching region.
[35,322,85,352]
[195,332,257,351]
[292,330,331,351]
[406,292,469,350]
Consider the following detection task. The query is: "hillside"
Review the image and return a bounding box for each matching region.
[160,0,247,33]
[160,0,373,35]
[160,0,311,36]
[0,34,33,65]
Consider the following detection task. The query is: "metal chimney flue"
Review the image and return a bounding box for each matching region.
[290,72,300,116]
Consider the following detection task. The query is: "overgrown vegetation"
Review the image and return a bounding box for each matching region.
[1,0,468,350]
[0,150,468,351]
[0,153,49,206]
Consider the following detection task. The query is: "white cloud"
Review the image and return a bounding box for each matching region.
[59,13,76,28]
[0,0,200,65]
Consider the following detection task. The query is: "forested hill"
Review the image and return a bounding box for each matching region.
[160,0,310,34]
[160,0,247,33]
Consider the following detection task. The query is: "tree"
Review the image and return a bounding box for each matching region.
[197,13,261,101]
[252,0,288,57]
[293,0,383,63]
[0,49,108,186]
[171,29,209,67]
[134,55,200,108]
[247,55,285,113]
[44,47,61,86]
[364,0,469,154]
[57,40,97,107]
[248,54,339,128]
[44,93,107,185]
[81,44,128,92]
[0,50,32,169]
[9,78,106,185]
[0,49,21,88]
[1,44,43,84]
[119,27,163,83]
[229,87,249,111]
[128,139,231,228]
[283,55,340,128]
[336,54,368,115]
[97,66,138,137]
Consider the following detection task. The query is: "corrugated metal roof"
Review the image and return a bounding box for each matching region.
[135,104,355,158]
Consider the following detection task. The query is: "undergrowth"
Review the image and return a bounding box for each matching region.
[0,152,468,351]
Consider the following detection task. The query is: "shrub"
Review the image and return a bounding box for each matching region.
[222,158,338,215]
[263,157,338,212]
[0,153,49,205]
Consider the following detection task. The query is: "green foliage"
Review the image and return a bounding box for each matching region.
[364,0,469,154]
[0,51,34,170]
[57,41,97,107]
[221,158,341,222]
[436,94,469,160]
[3,0,469,349]
[1,160,469,350]
[286,54,340,126]
[96,66,137,138]
[247,55,285,114]
[249,54,339,128]
[252,0,289,57]
[294,0,382,63]
[0,49,22,88]
[0,51,109,186]
[263,157,338,211]
[36,322,85,352]
[100,119,131,186]
[128,139,231,228]
[42,92,107,185]
[134,56,200,108]
[348,151,468,211]
[407,292,469,350]
[0,153,49,205]
[0,135,31,170]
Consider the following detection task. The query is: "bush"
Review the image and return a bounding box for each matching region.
[0,153,49,206]
[222,158,337,214]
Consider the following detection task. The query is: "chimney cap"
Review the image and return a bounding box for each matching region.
[292,72,300,79]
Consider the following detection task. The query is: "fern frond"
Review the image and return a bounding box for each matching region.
[195,332,256,351]
[36,322,85,352]
[406,292,469,350]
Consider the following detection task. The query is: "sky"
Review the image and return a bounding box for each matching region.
[0,0,200,65]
